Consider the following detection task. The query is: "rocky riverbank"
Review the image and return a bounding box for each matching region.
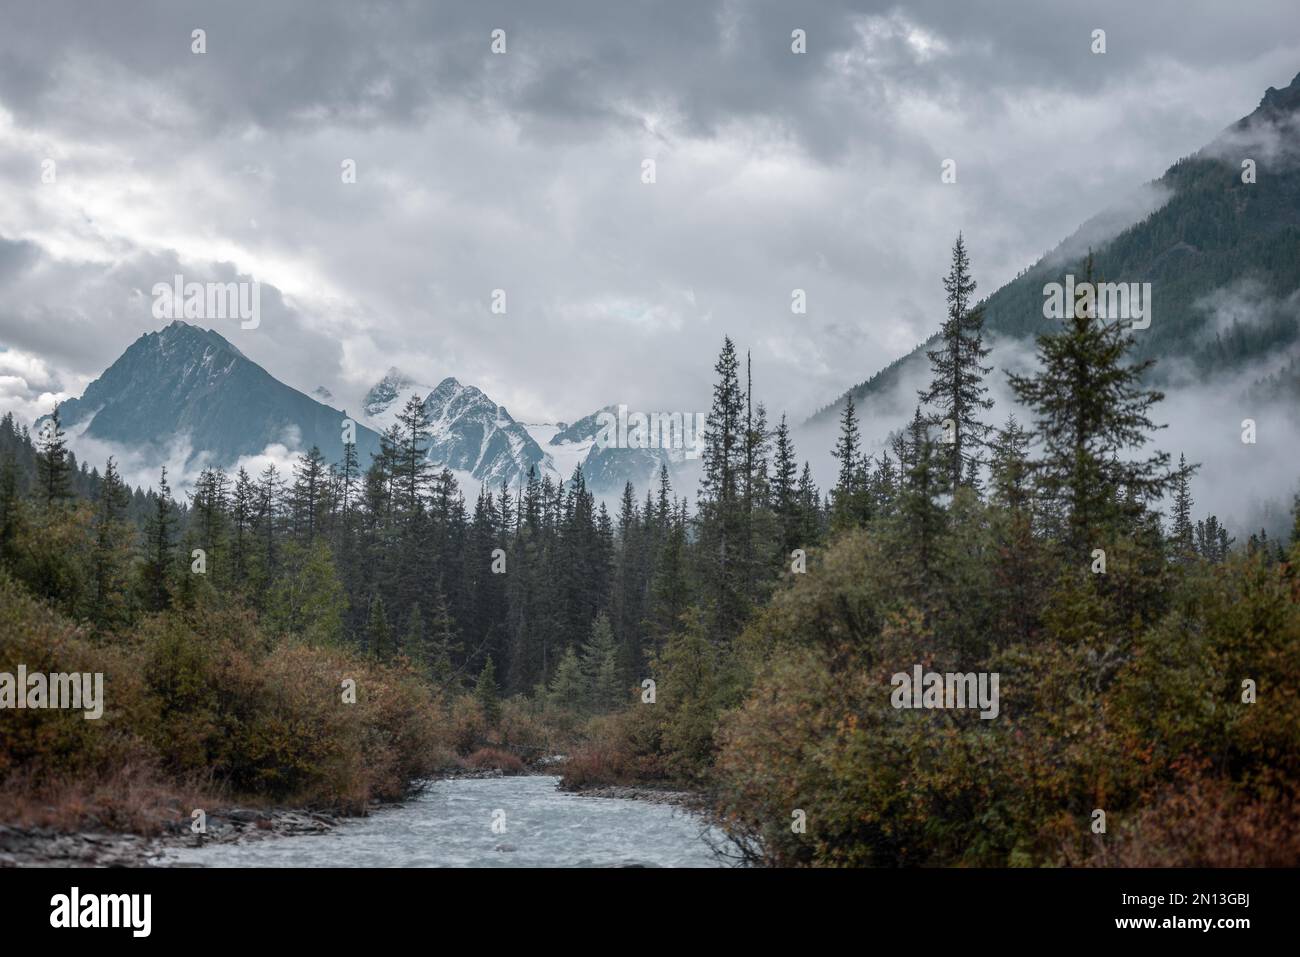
[569,784,700,807]
[0,808,345,868]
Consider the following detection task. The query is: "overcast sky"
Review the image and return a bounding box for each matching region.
[1,0,1298,430]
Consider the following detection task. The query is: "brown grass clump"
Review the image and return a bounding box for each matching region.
[463,748,525,774]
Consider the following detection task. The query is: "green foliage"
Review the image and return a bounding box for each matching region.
[0,571,447,813]
[4,197,1297,867]
[86,458,135,631]
[137,467,177,613]
[34,406,74,510]
[920,233,993,489]
[547,646,585,714]
[1006,255,1175,551]
[697,336,751,641]
[265,539,348,646]
[712,516,1300,866]
[366,593,391,659]
[581,613,622,712]
[475,655,501,727]
[654,610,741,784]
[829,394,869,531]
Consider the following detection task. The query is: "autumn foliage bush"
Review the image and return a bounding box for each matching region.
[0,571,451,825]
[1068,766,1300,867]
[560,708,668,790]
[710,532,1300,867]
[558,616,741,792]
[463,747,525,773]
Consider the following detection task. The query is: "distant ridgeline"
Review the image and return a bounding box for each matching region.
[34,324,693,502]
[43,321,382,469]
[809,70,1300,426]
[0,412,163,527]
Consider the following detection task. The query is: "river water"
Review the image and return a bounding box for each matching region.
[163,776,729,868]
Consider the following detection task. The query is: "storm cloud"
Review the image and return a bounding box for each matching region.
[0,0,1297,446]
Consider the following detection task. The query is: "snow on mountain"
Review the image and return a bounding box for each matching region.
[46,320,381,470]
[524,423,594,483]
[420,377,548,487]
[47,325,701,503]
[546,404,701,497]
[357,370,550,488]
[361,367,435,434]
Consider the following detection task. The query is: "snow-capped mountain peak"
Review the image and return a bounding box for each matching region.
[420,376,546,486]
[356,371,547,488]
[361,367,434,431]
[42,320,381,471]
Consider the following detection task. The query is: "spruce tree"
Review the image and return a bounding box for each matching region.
[581,612,622,712]
[655,464,673,528]
[697,337,748,641]
[547,647,584,712]
[89,457,133,630]
[140,467,177,612]
[830,393,865,530]
[395,395,433,517]
[989,416,1032,513]
[612,482,644,677]
[289,447,331,542]
[338,435,360,519]
[894,407,948,599]
[987,417,1041,645]
[870,452,898,517]
[649,501,691,651]
[1195,515,1234,563]
[1007,255,1174,552]
[255,463,286,593]
[475,655,501,726]
[367,593,391,659]
[919,234,993,489]
[0,451,20,566]
[498,478,516,540]
[230,467,258,590]
[1170,453,1197,561]
[190,466,230,585]
[35,405,73,509]
[771,414,801,556]
[796,463,822,545]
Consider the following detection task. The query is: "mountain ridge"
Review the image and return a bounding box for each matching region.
[48,320,381,468]
[806,68,1300,429]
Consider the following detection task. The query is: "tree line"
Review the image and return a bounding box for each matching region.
[0,235,1268,714]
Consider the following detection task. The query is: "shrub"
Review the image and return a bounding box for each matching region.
[710,531,1300,867]
[0,571,449,825]
[559,708,667,791]
[1070,768,1300,867]
[463,748,525,774]
[497,696,552,758]
[448,694,488,756]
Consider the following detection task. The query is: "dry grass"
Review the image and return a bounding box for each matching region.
[1072,772,1300,867]
[462,747,525,774]
[1,762,217,835]
[560,741,637,790]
